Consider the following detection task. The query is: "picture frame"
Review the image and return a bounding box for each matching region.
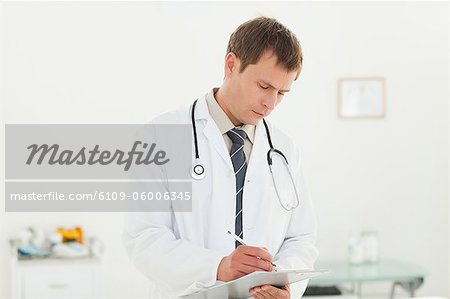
[338,78,386,119]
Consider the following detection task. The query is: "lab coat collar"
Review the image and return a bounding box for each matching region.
[194,95,233,169]
[193,93,211,121]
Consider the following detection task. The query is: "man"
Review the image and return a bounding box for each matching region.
[124,16,318,299]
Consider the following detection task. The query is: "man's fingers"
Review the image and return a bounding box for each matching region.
[236,270,248,277]
[239,246,273,262]
[250,286,271,299]
[261,285,282,298]
[237,260,271,274]
[236,263,259,275]
[260,284,290,299]
[241,255,273,271]
[257,291,271,299]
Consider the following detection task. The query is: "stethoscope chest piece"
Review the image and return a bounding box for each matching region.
[191,159,206,180]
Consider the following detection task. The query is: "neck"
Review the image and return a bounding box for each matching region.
[215,87,242,126]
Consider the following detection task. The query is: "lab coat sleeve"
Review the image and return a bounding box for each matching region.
[273,146,319,299]
[122,120,226,297]
[123,209,225,297]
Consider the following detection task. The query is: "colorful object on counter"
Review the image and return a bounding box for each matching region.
[52,241,90,259]
[12,226,99,260]
[57,227,83,244]
[17,245,51,258]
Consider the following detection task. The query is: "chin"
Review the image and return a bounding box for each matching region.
[245,118,260,126]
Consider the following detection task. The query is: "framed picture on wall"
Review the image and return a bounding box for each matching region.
[338,78,386,118]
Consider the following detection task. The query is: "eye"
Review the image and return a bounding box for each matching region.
[259,83,269,90]
[278,92,285,96]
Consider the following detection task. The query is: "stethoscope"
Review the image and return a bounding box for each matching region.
[190,99,300,211]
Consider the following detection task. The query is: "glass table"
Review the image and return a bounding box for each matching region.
[309,259,427,299]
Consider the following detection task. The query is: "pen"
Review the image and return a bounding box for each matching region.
[227,230,278,270]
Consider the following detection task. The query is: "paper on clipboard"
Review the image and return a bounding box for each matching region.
[181,269,329,299]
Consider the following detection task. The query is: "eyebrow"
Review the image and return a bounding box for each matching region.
[260,80,290,93]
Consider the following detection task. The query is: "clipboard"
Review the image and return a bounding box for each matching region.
[181,269,329,299]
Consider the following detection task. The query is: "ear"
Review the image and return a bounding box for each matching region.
[224,52,239,78]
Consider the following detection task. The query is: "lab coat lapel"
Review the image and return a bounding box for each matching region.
[240,119,270,238]
[246,119,269,180]
[195,96,233,169]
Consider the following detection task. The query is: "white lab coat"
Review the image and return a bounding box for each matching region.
[123,93,319,299]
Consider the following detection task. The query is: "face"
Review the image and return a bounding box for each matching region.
[223,50,298,126]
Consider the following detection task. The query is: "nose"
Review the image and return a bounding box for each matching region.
[262,95,277,110]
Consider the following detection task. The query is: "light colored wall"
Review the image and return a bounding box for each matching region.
[1,2,448,298]
[447,0,450,291]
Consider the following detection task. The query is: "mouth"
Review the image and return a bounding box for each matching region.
[252,110,265,117]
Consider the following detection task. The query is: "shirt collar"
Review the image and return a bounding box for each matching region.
[206,88,255,144]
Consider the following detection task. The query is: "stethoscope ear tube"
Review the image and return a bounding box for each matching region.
[267,148,288,166]
[263,119,288,164]
[191,99,206,180]
[264,119,300,211]
[191,99,200,159]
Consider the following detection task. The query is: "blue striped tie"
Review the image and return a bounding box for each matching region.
[226,128,247,248]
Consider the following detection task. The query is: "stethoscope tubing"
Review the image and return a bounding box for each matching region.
[190,99,300,210]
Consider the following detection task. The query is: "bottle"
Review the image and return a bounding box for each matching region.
[348,235,365,264]
[361,230,379,263]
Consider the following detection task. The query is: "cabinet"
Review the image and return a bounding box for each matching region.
[10,256,101,299]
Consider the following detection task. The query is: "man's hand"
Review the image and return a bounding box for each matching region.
[250,284,290,299]
[217,245,274,281]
